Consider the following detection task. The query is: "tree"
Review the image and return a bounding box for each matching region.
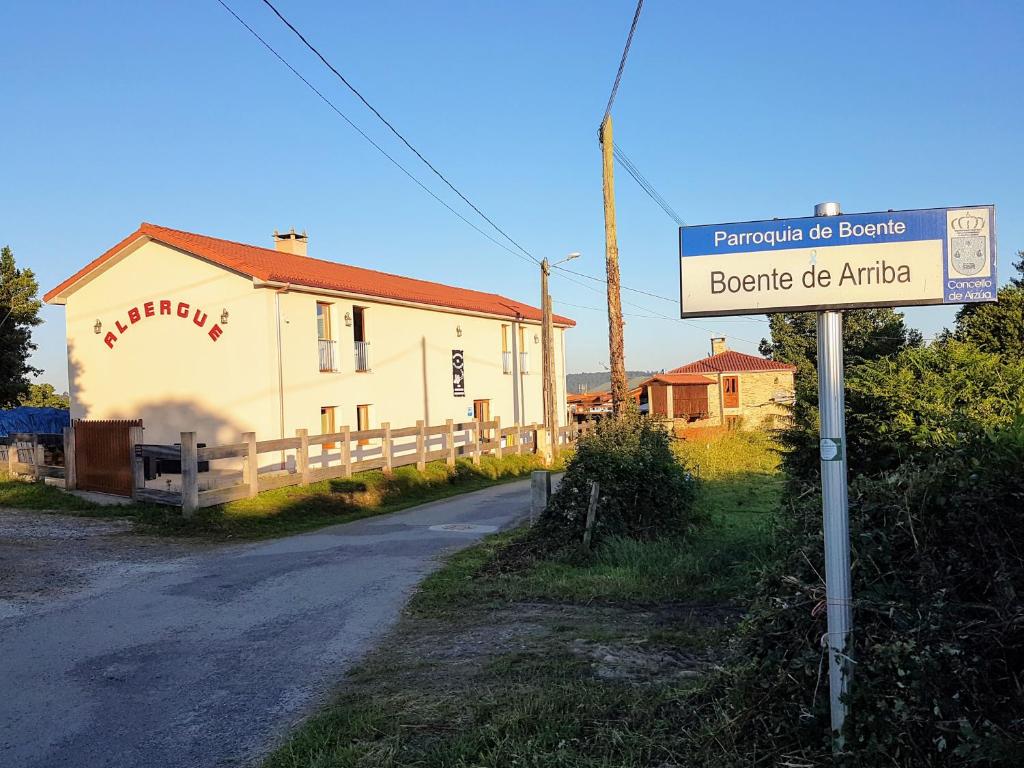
[18,383,69,409]
[0,245,43,407]
[951,250,1024,359]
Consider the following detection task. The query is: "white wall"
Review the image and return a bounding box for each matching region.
[60,239,569,449]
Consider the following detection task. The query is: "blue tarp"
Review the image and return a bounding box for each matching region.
[0,407,70,437]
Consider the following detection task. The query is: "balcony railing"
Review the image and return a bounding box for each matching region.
[354,340,371,372]
[502,351,512,374]
[519,352,530,374]
[318,338,337,372]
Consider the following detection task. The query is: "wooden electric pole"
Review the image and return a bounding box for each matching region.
[600,114,628,413]
[540,258,559,459]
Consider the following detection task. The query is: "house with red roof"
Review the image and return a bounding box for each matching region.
[640,338,795,429]
[45,224,573,451]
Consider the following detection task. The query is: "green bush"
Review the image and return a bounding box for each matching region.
[535,411,699,550]
[677,421,1024,766]
[781,341,1024,489]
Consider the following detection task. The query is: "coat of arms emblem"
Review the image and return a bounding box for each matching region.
[949,213,987,277]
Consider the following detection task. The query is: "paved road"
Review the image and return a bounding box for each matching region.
[0,480,534,768]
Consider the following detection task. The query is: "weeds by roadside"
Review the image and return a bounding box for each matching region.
[263,430,783,767]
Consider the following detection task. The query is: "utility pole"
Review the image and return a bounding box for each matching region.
[600,115,628,412]
[540,258,558,460]
[540,252,580,460]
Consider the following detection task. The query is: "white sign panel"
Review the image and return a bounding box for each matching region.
[679,206,997,318]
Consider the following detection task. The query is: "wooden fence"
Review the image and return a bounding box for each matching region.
[135,418,584,516]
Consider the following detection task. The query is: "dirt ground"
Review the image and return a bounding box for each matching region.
[0,507,202,619]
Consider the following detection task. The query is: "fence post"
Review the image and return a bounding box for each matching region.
[382,422,392,474]
[493,416,502,459]
[63,424,77,490]
[6,437,14,475]
[129,423,144,500]
[530,470,551,525]
[416,420,426,471]
[535,426,551,465]
[180,431,199,518]
[446,419,455,467]
[472,423,481,466]
[341,426,352,478]
[514,424,522,455]
[582,481,600,551]
[297,428,310,485]
[243,432,258,497]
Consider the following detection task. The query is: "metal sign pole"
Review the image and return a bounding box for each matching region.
[814,201,854,748]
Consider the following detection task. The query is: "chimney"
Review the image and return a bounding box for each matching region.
[273,228,308,257]
[711,337,728,356]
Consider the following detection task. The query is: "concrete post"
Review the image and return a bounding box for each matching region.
[297,428,310,485]
[180,431,199,518]
[416,420,426,471]
[341,426,352,478]
[63,424,77,490]
[129,424,144,499]
[446,419,456,467]
[382,422,392,474]
[535,427,552,465]
[530,470,551,525]
[242,432,258,497]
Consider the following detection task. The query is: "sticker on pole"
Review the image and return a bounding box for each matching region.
[679,206,997,318]
[819,438,843,462]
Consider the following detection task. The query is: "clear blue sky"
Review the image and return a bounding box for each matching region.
[3,0,1022,391]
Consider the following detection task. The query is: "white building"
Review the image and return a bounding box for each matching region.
[45,223,573,447]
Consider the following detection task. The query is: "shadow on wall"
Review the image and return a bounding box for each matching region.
[106,398,242,449]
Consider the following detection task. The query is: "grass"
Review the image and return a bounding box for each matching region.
[0,453,554,540]
[262,430,785,767]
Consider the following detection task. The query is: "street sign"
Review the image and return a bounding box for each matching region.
[679,205,997,318]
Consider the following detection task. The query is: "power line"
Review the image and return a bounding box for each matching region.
[258,0,540,265]
[214,0,536,266]
[613,143,685,226]
[602,0,645,123]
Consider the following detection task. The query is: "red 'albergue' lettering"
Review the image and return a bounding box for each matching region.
[100,298,227,349]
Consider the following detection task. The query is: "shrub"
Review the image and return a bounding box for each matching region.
[781,341,1024,490]
[676,421,1024,766]
[535,410,699,550]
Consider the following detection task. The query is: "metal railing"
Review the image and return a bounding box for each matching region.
[354,340,371,372]
[519,351,530,374]
[318,338,337,372]
[502,351,512,374]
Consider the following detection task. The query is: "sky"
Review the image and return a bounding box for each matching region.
[2,0,1022,392]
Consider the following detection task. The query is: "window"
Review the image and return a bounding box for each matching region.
[353,306,370,371]
[321,406,336,449]
[723,376,740,409]
[356,404,370,445]
[317,303,337,372]
[473,399,491,422]
[353,306,366,342]
[518,326,529,374]
[501,325,512,374]
[316,303,332,340]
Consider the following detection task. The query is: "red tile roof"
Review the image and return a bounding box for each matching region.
[640,373,716,386]
[44,223,575,326]
[669,350,796,374]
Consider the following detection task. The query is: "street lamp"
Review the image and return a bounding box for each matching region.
[539,252,581,461]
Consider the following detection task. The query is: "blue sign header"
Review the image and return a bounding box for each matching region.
[681,208,951,258]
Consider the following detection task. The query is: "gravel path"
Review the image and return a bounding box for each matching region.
[0,480,532,767]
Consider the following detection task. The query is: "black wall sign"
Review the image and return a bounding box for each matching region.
[452,349,465,397]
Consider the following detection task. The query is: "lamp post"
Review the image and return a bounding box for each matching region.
[541,252,580,460]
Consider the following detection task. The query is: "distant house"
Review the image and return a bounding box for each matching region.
[567,386,645,423]
[641,338,796,430]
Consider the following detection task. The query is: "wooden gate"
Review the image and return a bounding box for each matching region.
[74,419,141,496]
